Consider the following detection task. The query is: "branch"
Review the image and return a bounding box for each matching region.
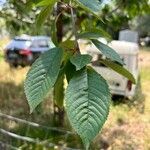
[105,1,123,18]
[0,112,74,135]
[0,128,79,149]
[70,1,80,53]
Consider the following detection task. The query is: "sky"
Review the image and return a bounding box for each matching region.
[0,0,6,5]
[102,0,111,4]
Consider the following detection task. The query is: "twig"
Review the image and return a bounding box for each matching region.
[0,112,74,135]
[0,128,80,150]
[105,1,123,18]
[70,0,80,53]
[0,141,18,150]
[0,128,40,143]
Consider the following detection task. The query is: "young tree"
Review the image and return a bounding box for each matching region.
[24,0,136,149]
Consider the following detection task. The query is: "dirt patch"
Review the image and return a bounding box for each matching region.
[139,49,150,67]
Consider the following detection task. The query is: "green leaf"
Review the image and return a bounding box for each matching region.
[65,67,110,148]
[54,72,65,108]
[50,20,58,46]
[74,0,102,13]
[36,3,55,30]
[100,60,136,84]
[60,40,75,51]
[77,32,102,39]
[92,39,124,65]
[65,61,76,83]
[25,0,34,10]
[27,0,41,5]
[36,0,57,7]
[77,29,111,40]
[70,54,92,71]
[24,47,63,112]
[60,40,75,62]
[90,28,111,40]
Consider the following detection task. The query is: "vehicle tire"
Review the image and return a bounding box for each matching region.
[9,63,18,68]
[21,64,25,68]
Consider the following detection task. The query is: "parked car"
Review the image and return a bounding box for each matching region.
[80,40,139,98]
[4,35,55,67]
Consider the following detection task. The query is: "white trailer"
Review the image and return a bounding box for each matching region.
[81,40,139,98]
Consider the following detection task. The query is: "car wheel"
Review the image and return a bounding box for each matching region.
[21,64,26,67]
[9,63,18,68]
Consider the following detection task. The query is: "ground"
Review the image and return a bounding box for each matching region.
[96,49,150,150]
[0,41,150,149]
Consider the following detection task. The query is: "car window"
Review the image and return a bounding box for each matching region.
[31,40,49,48]
[6,39,31,49]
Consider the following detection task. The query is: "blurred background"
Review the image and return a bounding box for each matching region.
[0,0,150,149]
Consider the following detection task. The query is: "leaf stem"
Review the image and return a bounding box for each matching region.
[70,0,80,53]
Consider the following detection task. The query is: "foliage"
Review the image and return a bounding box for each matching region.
[132,15,150,37]
[0,0,34,36]
[0,0,52,36]
[70,54,92,71]
[24,48,63,112]
[23,0,136,149]
[98,0,150,39]
[100,60,136,84]
[65,67,110,149]
[0,0,149,38]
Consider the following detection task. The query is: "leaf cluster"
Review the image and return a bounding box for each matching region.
[24,0,136,149]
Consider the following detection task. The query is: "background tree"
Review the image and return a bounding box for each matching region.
[0,0,149,38]
[98,0,150,39]
[131,14,150,37]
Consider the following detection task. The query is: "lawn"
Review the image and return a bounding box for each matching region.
[0,46,150,149]
[100,49,150,149]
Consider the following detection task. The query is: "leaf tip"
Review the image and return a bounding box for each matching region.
[29,109,33,114]
[29,104,35,114]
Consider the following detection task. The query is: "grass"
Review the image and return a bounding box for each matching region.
[97,48,150,150]
[140,46,150,52]
[0,54,82,149]
[0,45,150,149]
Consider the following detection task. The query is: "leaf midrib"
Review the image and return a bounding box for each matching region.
[37,51,58,98]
